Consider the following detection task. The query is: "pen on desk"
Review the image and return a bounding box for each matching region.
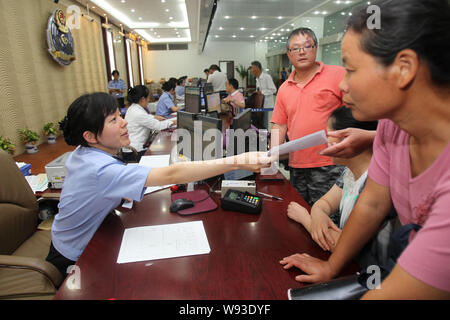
[257,191,283,201]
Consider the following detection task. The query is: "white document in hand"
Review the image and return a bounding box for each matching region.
[268,130,328,157]
[116,221,211,264]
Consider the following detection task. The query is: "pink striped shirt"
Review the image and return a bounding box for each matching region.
[369,119,450,292]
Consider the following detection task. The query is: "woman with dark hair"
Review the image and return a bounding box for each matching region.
[155,81,183,118]
[280,0,450,299]
[46,92,272,278]
[287,106,378,253]
[123,85,176,162]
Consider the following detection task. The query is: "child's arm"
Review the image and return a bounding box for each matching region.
[145,152,271,187]
[309,185,343,251]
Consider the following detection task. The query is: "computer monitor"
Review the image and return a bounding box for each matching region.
[205,92,221,113]
[232,108,252,131]
[197,114,222,160]
[203,83,214,95]
[184,86,201,114]
[176,111,197,160]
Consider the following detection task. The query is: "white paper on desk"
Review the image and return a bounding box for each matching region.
[139,154,170,168]
[137,155,174,195]
[117,221,210,264]
[25,174,48,193]
[268,130,328,157]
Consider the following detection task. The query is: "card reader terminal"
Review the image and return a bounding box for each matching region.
[221,189,262,214]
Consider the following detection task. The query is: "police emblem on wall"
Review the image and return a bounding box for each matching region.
[46,9,76,66]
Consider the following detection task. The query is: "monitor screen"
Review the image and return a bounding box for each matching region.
[206,92,221,113]
[197,114,223,160]
[184,87,201,114]
[176,111,196,160]
[232,108,252,131]
[203,83,214,95]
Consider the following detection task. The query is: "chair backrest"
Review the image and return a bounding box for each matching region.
[0,150,38,255]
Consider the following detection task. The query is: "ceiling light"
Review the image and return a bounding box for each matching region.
[278,16,283,19]
[286,29,290,31]
[240,27,245,30]
[322,11,328,15]
[290,23,294,26]
[165,9,169,12]
[314,11,320,15]
[121,0,125,3]
[219,27,223,30]
[169,17,173,20]
[131,8,135,13]
[250,35,254,38]
[215,35,219,38]
[138,17,142,20]
[259,27,267,31]
[280,29,284,32]
[251,16,257,19]
[224,16,230,19]
[161,0,165,2]
[232,35,236,38]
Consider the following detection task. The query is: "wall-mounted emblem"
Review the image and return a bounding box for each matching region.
[46,9,76,66]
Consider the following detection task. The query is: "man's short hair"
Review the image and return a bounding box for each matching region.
[251,61,262,71]
[112,70,120,76]
[227,78,239,90]
[286,27,318,51]
[209,64,221,72]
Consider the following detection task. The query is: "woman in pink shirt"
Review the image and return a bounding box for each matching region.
[280,0,450,299]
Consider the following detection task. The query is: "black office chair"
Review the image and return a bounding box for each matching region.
[246,92,265,129]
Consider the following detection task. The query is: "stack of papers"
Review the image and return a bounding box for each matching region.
[117,221,211,264]
[25,174,48,193]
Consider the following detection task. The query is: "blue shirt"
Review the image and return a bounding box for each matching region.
[108,79,127,98]
[155,91,175,118]
[175,85,185,97]
[51,146,151,261]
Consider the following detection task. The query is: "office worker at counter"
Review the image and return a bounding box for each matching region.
[155,81,183,119]
[107,70,127,108]
[46,92,272,278]
[207,64,227,92]
[251,61,277,109]
[123,85,176,161]
[175,76,187,102]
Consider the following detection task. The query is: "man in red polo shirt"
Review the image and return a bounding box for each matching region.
[270,28,345,206]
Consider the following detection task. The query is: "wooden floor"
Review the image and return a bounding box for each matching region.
[14,136,75,174]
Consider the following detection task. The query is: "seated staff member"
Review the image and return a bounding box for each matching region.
[175,76,187,102]
[46,92,272,278]
[123,85,176,162]
[223,78,245,117]
[155,81,183,118]
[280,0,450,299]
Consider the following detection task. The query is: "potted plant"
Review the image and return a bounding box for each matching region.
[19,129,39,154]
[235,64,250,88]
[0,136,16,155]
[43,122,57,144]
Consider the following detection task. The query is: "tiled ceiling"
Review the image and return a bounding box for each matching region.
[75,0,362,45]
[208,0,360,42]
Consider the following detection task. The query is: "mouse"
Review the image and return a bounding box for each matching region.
[170,198,194,213]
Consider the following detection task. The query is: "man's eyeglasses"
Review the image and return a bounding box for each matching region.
[288,45,316,53]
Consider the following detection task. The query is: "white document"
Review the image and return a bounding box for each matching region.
[137,155,174,195]
[25,174,48,193]
[138,154,170,168]
[268,130,328,157]
[117,221,211,264]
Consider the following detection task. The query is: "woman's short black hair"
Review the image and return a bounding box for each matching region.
[162,81,176,92]
[227,78,239,90]
[60,92,118,147]
[346,0,450,87]
[329,106,378,132]
[127,85,150,104]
